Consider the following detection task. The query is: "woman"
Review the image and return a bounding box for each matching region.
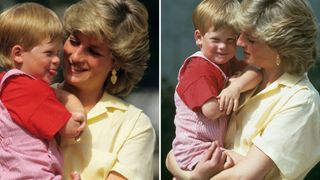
[166,0,320,179]
[57,0,156,179]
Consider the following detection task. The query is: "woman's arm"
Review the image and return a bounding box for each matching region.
[166,150,194,180]
[106,171,127,180]
[167,145,274,180]
[166,142,233,180]
[211,145,275,180]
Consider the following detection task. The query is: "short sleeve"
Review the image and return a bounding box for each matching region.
[2,75,71,140]
[253,89,320,179]
[112,113,156,180]
[179,76,220,110]
[176,58,225,110]
[29,93,72,140]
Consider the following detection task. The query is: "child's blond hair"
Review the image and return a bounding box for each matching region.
[192,0,239,35]
[0,2,63,69]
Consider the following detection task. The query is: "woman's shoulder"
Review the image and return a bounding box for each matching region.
[297,75,319,97]
[286,74,320,106]
[102,92,150,118]
[103,93,154,131]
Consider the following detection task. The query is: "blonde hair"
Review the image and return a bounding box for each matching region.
[192,0,240,35]
[63,0,150,96]
[0,2,63,69]
[237,0,318,75]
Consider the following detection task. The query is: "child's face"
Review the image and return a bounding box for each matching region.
[196,26,237,64]
[19,39,61,83]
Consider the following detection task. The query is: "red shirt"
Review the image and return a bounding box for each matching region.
[0,72,71,140]
[176,57,246,111]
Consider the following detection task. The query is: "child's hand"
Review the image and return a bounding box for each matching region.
[73,111,87,140]
[217,83,241,115]
[191,141,226,179]
[59,111,86,138]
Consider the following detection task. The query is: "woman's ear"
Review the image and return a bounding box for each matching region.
[194,29,202,48]
[11,45,24,65]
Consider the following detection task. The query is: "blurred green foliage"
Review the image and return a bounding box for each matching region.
[161,77,175,179]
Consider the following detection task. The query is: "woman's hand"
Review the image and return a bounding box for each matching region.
[71,171,81,180]
[191,142,228,180]
[166,142,233,180]
[222,148,244,165]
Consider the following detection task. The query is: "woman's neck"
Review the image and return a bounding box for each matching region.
[61,82,104,113]
[258,67,284,92]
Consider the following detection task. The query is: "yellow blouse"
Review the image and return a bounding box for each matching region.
[61,92,156,180]
[225,73,320,180]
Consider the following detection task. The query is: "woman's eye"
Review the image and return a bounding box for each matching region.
[89,48,101,57]
[69,38,79,46]
[248,39,255,44]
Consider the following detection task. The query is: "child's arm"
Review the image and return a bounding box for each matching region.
[218,65,262,114]
[201,98,225,120]
[55,88,86,138]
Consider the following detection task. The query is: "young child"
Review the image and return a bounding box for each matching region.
[172,0,261,172]
[0,3,86,179]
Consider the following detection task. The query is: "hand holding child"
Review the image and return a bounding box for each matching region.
[190,141,234,180]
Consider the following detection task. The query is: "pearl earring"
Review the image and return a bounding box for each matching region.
[276,56,281,66]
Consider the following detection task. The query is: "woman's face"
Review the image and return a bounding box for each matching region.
[63,32,113,91]
[237,32,277,69]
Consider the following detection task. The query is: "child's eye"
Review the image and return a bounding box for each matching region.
[45,51,53,56]
[211,38,220,42]
[227,39,236,44]
[45,50,60,57]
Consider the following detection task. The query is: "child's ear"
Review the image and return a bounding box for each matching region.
[11,45,24,64]
[194,29,202,48]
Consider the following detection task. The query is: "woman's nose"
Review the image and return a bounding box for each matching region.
[71,47,85,63]
[237,33,245,47]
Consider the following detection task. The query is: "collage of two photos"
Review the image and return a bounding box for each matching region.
[1,0,320,179]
